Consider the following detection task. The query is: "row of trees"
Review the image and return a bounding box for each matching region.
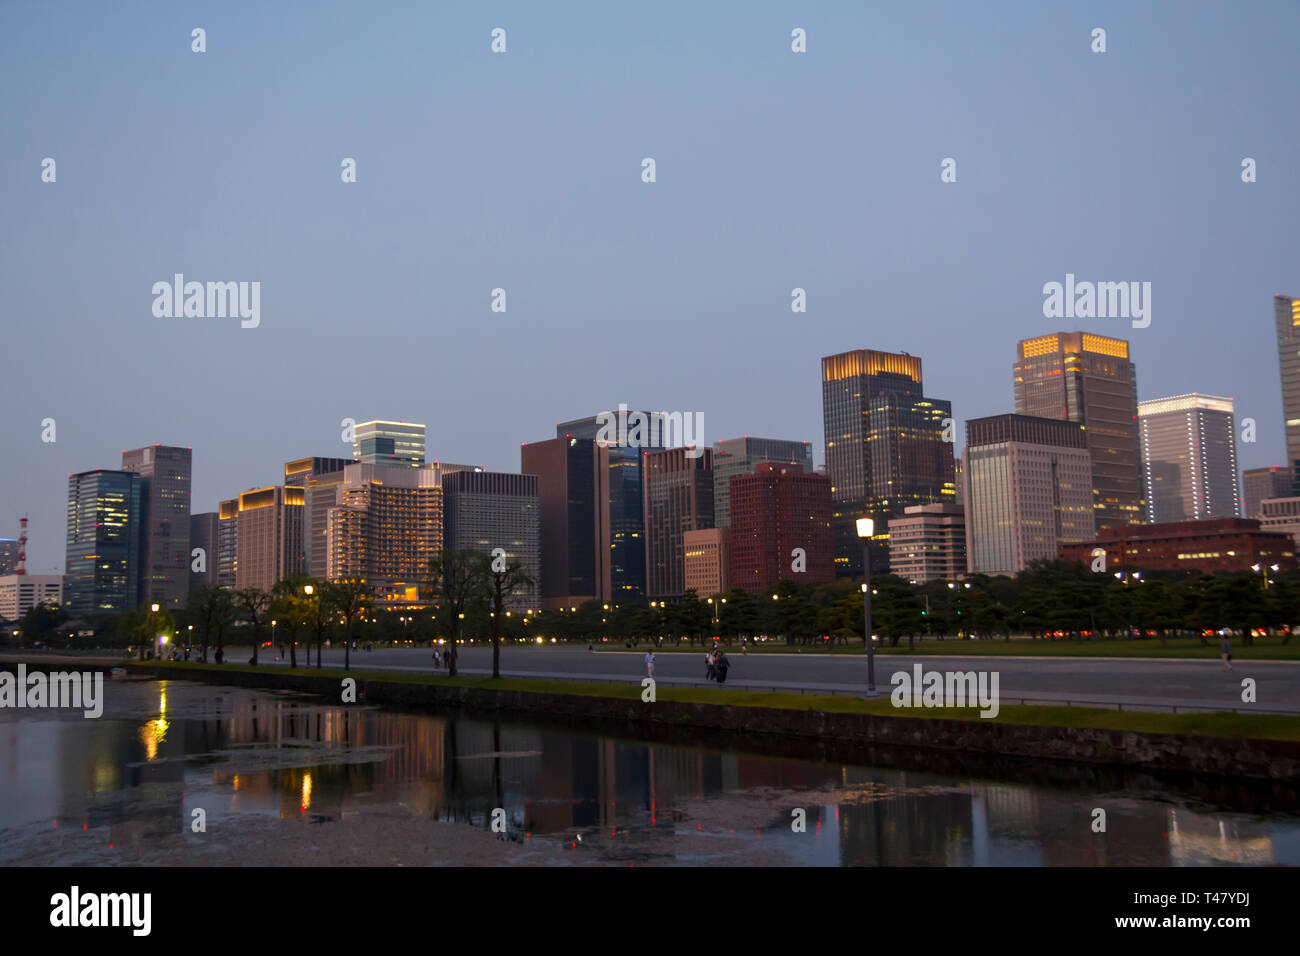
[521,560,1299,650]
[9,557,1291,661]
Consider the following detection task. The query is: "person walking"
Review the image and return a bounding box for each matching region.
[705,649,715,680]
[1220,634,1233,670]
[644,650,656,678]
[715,650,730,684]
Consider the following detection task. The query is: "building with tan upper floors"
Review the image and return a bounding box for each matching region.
[683,528,729,597]
[235,485,304,593]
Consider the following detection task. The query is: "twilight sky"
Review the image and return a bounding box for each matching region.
[2,0,1297,572]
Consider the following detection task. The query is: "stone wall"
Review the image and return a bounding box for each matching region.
[125,664,1300,781]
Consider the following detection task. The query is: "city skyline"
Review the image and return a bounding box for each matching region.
[4,2,1299,574]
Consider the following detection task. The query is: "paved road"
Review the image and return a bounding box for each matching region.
[237,645,1300,714]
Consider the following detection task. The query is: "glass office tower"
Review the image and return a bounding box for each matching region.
[65,469,143,616]
[352,420,426,467]
[1014,332,1144,530]
[821,349,956,577]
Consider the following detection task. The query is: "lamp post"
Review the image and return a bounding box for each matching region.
[856,517,876,696]
[303,584,315,666]
[1251,563,1279,591]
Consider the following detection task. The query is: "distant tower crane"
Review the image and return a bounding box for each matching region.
[15,515,27,575]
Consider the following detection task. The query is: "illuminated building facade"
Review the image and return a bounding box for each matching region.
[65,469,143,616]
[326,463,443,607]
[217,498,238,589]
[821,349,957,577]
[235,485,305,593]
[284,456,352,577]
[352,420,425,467]
[1059,517,1296,574]
[683,528,729,597]
[1138,394,1240,523]
[1014,332,1143,530]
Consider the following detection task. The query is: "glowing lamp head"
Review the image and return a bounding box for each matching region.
[855,517,873,539]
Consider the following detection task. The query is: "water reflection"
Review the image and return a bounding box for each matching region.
[0,677,1296,866]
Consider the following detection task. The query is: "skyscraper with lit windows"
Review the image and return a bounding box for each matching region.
[1014,332,1143,530]
[821,349,956,577]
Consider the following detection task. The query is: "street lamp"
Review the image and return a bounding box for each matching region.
[856,516,877,696]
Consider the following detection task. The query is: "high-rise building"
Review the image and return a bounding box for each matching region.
[683,529,729,597]
[821,349,956,577]
[643,447,715,601]
[557,413,664,603]
[0,539,18,575]
[121,445,192,609]
[352,420,425,466]
[1243,466,1291,519]
[964,414,1095,576]
[284,456,352,576]
[1273,295,1300,493]
[1014,332,1143,530]
[326,463,444,608]
[189,512,218,590]
[521,437,611,610]
[728,462,833,594]
[235,486,304,593]
[887,503,967,584]
[217,498,238,589]
[711,437,813,528]
[442,470,540,612]
[1138,394,1241,523]
[65,469,143,616]
[0,575,63,622]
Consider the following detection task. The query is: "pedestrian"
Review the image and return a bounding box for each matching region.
[1220,634,1233,670]
[715,650,730,684]
[705,649,714,680]
[432,648,441,668]
[644,650,656,678]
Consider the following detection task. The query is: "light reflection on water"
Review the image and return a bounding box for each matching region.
[0,677,1296,866]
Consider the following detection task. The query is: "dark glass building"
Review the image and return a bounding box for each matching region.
[821,349,956,577]
[557,413,663,603]
[521,436,611,610]
[65,469,143,616]
[121,444,192,610]
[443,470,540,612]
[1014,332,1143,530]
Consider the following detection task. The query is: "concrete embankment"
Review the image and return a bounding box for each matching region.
[123,663,1300,782]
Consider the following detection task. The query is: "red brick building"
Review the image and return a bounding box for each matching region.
[1058,517,1296,574]
[728,463,834,593]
